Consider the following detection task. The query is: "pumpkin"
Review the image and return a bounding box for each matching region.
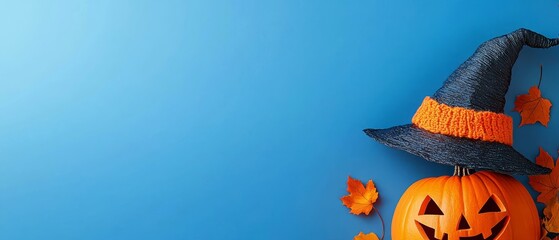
[392,169,539,240]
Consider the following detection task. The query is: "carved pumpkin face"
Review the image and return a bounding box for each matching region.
[392,171,539,240]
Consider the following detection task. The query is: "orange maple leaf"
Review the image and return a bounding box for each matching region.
[354,232,380,240]
[543,195,559,234]
[341,176,378,215]
[513,86,552,127]
[529,148,558,204]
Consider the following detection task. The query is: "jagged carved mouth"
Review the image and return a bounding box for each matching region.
[415,216,509,240]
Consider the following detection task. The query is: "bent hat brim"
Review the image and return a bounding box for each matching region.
[364,124,550,175]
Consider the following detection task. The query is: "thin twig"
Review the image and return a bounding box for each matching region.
[374,208,386,240]
[538,64,543,88]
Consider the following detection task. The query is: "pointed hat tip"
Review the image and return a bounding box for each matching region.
[513,28,559,48]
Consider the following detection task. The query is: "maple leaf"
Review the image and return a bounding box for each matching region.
[529,148,558,204]
[353,232,380,240]
[341,176,378,215]
[513,86,552,127]
[543,195,559,234]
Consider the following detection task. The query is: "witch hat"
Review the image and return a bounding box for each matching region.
[364,28,558,175]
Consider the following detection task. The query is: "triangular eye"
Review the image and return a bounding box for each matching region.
[479,196,502,213]
[419,196,444,215]
[457,215,471,230]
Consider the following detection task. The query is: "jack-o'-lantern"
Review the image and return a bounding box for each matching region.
[392,169,539,240]
[363,29,558,240]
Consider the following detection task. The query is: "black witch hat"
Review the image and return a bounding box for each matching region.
[364,28,558,175]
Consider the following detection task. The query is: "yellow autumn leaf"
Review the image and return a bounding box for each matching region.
[341,176,379,215]
[543,194,559,234]
[353,232,380,240]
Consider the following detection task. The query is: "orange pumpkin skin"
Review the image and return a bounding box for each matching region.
[392,171,539,240]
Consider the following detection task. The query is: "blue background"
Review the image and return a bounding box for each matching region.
[1,1,558,239]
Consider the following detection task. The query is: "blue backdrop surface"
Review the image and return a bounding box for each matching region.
[1,1,558,239]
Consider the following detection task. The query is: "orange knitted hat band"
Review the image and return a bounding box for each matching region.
[411,97,513,146]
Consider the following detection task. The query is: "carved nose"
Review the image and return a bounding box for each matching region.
[458,215,470,230]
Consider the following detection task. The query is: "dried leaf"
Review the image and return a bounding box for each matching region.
[543,195,559,234]
[513,86,552,127]
[529,148,559,204]
[353,232,380,240]
[341,176,378,215]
